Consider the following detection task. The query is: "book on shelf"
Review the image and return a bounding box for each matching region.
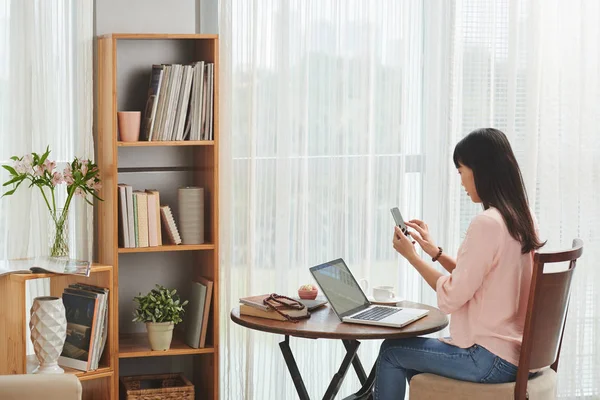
[145,189,160,247]
[142,61,215,142]
[160,205,182,245]
[141,64,165,141]
[133,191,149,248]
[118,185,164,248]
[60,284,109,371]
[184,276,213,349]
[59,290,99,371]
[0,257,91,277]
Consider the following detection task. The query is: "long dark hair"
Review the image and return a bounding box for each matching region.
[453,128,544,254]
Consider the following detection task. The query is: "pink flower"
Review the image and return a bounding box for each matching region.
[81,163,89,176]
[63,165,74,185]
[43,159,56,173]
[33,165,44,177]
[51,172,64,186]
[86,179,102,191]
[74,187,86,198]
[14,160,28,174]
[23,154,33,167]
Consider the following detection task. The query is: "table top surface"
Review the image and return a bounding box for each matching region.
[230,300,449,340]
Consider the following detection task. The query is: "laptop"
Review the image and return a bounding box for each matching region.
[310,258,429,328]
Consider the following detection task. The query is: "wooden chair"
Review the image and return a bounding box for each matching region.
[409,239,584,400]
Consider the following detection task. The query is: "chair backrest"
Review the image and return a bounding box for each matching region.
[514,238,583,399]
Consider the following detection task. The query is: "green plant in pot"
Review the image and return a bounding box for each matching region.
[133,285,188,351]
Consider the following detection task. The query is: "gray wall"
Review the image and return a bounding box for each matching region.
[96,0,197,36]
[95,0,218,36]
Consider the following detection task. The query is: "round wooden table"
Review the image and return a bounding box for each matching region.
[231,300,448,400]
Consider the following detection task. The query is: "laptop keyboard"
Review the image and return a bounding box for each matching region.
[351,306,401,321]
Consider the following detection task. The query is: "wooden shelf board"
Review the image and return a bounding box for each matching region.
[119,333,214,358]
[118,244,214,254]
[27,354,113,381]
[100,33,218,40]
[9,264,113,282]
[118,140,214,147]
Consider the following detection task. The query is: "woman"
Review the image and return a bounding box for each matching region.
[374,128,544,399]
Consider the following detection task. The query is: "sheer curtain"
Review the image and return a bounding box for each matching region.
[219,1,428,398]
[440,1,600,397]
[0,0,94,353]
[219,0,600,399]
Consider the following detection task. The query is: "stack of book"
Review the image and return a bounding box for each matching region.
[117,185,182,248]
[59,283,109,371]
[142,61,215,142]
[184,277,214,349]
[238,294,310,321]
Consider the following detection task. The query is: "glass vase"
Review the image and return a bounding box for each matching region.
[49,208,69,258]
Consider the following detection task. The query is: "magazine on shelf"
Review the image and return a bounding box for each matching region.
[0,257,91,277]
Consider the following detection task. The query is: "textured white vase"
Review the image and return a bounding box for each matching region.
[29,296,67,374]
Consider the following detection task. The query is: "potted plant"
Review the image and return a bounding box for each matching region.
[133,285,188,351]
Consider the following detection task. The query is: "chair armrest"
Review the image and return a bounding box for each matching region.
[0,374,82,400]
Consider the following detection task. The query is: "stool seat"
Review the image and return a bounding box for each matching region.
[409,368,556,400]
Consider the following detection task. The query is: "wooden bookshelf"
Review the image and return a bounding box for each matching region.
[117,140,214,147]
[96,33,220,400]
[119,333,215,358]
[118,243,215,253]
[0,265,116,400]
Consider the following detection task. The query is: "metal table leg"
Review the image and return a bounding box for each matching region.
[280,335,310,400]
[279,336,375,400]
[341,363,376,400]
[343,339,368,385]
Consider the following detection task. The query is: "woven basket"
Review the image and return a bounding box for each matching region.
[120,373,194,400]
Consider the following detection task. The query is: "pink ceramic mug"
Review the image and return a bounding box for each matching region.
[118,111,141,142]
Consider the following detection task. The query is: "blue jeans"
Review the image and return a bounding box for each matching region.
[374,337,519,400]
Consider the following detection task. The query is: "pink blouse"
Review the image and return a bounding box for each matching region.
[436,207,535,366]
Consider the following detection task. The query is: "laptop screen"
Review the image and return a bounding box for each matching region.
[310,259,370,318]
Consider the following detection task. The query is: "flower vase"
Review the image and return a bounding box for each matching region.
[29,296,67,374]
[49,208,69,258]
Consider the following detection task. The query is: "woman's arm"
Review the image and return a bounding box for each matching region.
[433,253,457,274]
[407,255,443,291]
[405,220,457,273]
[392,227,442,290]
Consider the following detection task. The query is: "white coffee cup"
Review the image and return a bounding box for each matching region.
[373,285,396,301]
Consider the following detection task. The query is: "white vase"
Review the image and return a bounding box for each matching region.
[146,322,174,351]
[29,296,67,374]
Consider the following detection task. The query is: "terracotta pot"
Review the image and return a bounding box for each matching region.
[117,111,141,142]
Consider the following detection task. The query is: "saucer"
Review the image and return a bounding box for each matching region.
[367,295,404,305]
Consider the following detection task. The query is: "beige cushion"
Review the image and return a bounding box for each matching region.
[0,374,82,400]
[409,368,556,400]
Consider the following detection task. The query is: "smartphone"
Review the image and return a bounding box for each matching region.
[390,207,409,236]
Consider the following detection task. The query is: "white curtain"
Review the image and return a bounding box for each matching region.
[0,0,94,354]
[219,0,600,399]
[441,1,600,397]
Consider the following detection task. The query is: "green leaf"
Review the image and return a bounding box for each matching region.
[2,165,18,176]
[39,147,50,165]
[2,175,23,187]
[10,156,19,161]
[131,284,188,324]
[2,188,17,197]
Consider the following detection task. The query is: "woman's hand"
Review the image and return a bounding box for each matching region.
[392,226,419,263]
[406,219,438,258]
